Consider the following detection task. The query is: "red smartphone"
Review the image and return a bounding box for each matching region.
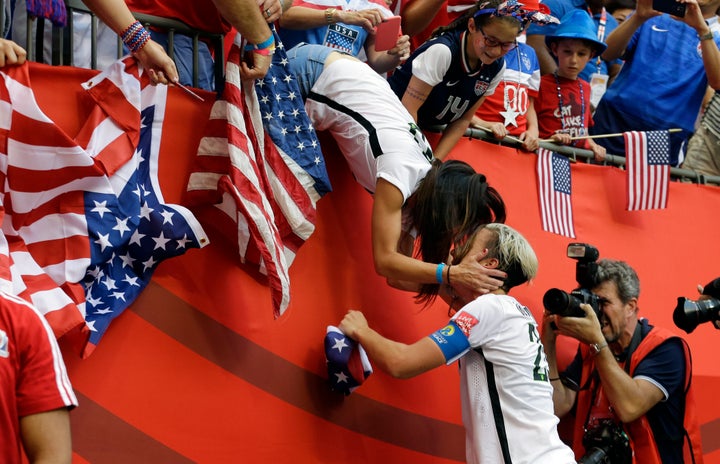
[374,16,402,52]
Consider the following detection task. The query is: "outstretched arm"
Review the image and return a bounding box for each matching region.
[81,0,179,84]
[339,310,446,379]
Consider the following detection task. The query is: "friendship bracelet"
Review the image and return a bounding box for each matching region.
[121,20,151,54]
[436,263,446,284]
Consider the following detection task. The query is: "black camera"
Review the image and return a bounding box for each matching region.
[544,287,601,318]
[673,297,720,334]
[579,419,632,464]
[543,243,602,318]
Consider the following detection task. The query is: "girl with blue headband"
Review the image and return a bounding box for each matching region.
[387,0,557,160]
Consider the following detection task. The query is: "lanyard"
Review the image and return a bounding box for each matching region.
[590,7,607,70]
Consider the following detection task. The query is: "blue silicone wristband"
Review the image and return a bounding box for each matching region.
[244,35,275,51]
[436,263,446,284]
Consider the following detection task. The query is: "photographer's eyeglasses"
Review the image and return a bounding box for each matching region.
[478,28,518,51]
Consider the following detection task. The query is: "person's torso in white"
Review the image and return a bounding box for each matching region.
[304,59,433,202]
[454,294,576,464]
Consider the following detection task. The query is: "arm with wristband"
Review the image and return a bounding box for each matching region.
[212,0,275,80]
[82,0,178,84]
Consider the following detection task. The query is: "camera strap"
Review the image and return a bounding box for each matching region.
[622,323,644,374]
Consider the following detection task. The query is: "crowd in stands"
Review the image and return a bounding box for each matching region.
[1,0,718,461]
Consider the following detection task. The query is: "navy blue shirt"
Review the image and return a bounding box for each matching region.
[388,30,504,129]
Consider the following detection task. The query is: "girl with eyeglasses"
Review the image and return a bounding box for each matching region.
[387,0,556,160]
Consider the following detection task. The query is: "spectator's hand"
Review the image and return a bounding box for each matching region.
[635,0,663,20]
[453,249,507,296]
[339,310,369,340]
[486,121,508,139]
[550,132,572,145]
[519,131,539,152]
[337,9,384,33]
[678,0,706,32]
[258,0,283,23]
[590,141,606,162]
[240,51,272,80]
[386,34,411,61]
[134,39,179,85]
[0,39,27,68]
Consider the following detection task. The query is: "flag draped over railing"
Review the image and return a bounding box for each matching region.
[537,148,575,238]
[0,58,208,356]
[624,130,670,211]
[187,30,328,317]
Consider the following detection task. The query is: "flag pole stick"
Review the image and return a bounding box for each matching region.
[538,128,682,143]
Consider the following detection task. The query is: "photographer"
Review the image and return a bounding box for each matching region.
[541,259,704,464]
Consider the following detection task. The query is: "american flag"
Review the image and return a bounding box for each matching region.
[624,130,670,211]
[324,325,372,395]
[1,58,208,356]
[187,30,326,317]
[537,148,575,238]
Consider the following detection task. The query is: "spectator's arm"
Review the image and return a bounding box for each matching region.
[280,7,381,33]
[683,0,720,89]
[602,0,659,61]
[365,34,411,74]
[20,408,72,464]
[400,0,447,37]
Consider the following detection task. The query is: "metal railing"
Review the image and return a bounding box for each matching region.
[4,0,225,90]
[465,127,720,187]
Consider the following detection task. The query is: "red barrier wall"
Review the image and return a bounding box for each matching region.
[24,62,720,463]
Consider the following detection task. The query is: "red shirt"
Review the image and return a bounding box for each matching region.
[537,73,594,150]
[0,293,77,463]
[125,0,231,34]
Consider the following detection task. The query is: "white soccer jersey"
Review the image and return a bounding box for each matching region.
[304,59,433,202]
[448,294,576,464]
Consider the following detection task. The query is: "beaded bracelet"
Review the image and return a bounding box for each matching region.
[121,20,151,54]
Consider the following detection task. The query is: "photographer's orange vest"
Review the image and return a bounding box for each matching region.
[573,326,704,464]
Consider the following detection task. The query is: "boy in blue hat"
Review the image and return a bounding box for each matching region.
[536,10,607,161]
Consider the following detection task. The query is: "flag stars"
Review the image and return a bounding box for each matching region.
[129,229,145,246]
[86,295,102,307]
[93,308,113,315]
[283,74,293,83]
[264,111,273,121]
[287,91,297,101]
[118,252,135,268]
[111,291,126,302]
[160,209,175,225]
[139,203,154,220]
[294,125,302,134]
[113,217,131,236]
[297,141,306,151]
[332,337,349,352]
[95,233,113,252]
[280,127,288,136]
[335,372,349,383]
[277,110,285,120]
[91,201,111,218]
[143,256,157,272]
[153,232,171,250]
[102,276,117,291]
[260,95,270,104]
[176,234,192,249]
[123,275,140,287]
[291,108,300,117]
